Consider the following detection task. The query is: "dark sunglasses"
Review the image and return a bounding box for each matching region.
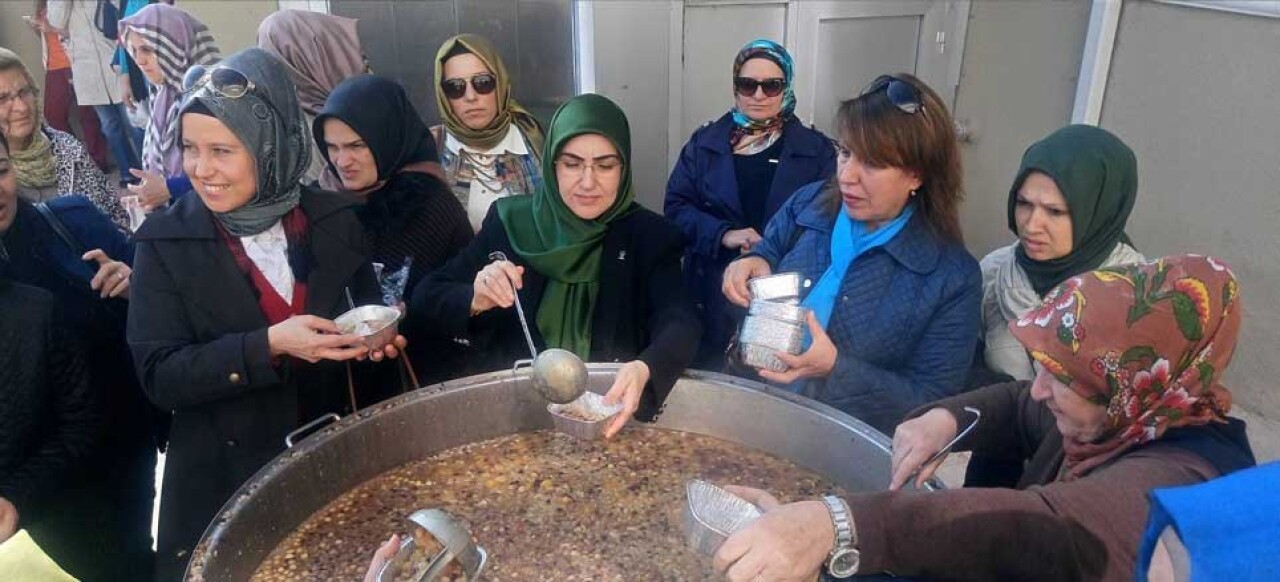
[733,77,786,98]
[860,75,923,114]
[182,65,256,99]
[440,73,497,100]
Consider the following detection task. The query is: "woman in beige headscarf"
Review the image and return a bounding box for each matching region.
[258,9,371,189]
[432,34,546,231]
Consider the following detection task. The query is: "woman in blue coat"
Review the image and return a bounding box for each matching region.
[665,39,835,368]
[722,74,981,434]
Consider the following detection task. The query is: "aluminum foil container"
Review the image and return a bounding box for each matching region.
[740,342,788,372]
[740,315,805,354]
[683,479,763,557]
[547,392,624,440]
[748,272,810,302]
[334,305,401,350]
[749,299,810,324]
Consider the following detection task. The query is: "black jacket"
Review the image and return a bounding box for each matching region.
[127,188,386,579]
[409,205,701,420]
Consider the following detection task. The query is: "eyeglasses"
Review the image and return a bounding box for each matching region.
[860,75,923,114]
[555,156,623,178]
[182,65,256,99]
[0,86,38,108]
[440,73,497,100]
[733,77,786,98]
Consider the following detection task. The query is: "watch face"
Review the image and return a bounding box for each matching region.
[830,548,860,577]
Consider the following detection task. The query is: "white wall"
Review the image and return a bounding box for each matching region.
[1100,0,1280,461]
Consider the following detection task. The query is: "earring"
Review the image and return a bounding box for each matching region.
[909,189,918,197]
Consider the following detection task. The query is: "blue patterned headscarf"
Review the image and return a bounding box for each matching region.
[730,39,796,129]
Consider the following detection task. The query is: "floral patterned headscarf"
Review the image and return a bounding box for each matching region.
[1010,254,1241,479]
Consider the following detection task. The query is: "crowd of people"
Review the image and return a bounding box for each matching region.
[0,3,1268,581]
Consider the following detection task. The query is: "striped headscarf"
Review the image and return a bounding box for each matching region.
[729,39,796,155]
[121,4,220,178]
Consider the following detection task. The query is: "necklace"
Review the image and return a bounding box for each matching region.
[458,149,508,192]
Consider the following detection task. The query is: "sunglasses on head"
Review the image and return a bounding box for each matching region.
[733,77,786,98]
[440,73,497,100]
[183,65,256,99]
[860,75,923,114]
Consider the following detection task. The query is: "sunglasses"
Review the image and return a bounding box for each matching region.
[183,65,256,99]
[860,75,923,114]
[733,77,786,98]
[440,73,497,100]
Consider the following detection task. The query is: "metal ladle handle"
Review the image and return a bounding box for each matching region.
[487,251,538,360]
[904,406,982,486]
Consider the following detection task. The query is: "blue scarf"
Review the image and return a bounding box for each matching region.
[801,205,916,332]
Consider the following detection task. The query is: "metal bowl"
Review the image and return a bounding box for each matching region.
[334,305,402,350]
[740,315,805,355]
[376,508,487,581]
[547,392,623,440]
[683,480,763,557]
[749,299,810,324]
[748,272,810,302]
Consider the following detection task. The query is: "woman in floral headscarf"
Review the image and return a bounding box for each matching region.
[711,255,1254,582]
[664,39,835,368]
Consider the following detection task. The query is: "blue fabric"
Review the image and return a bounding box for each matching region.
[745,181,981,434]
[165,175,193,203]
[664,114,836,365]
[803,204,914,331]
[1135,461,1279,581]
[93,103,142,174]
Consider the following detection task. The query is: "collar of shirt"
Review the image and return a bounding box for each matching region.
[444,124,529,157]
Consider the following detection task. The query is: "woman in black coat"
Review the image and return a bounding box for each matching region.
[410,94,700,435]
[126,49,405,580]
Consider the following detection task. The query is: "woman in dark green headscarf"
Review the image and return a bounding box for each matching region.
[411,93,700,437]
[979,124,1145,382]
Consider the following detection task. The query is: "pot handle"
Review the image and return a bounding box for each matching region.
[285,413,340,448]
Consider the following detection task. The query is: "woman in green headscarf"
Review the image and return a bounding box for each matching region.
[431,34,547,232]
[980,124,1145,382]
[411,93,700,437]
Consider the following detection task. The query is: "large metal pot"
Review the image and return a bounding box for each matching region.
[187,366,927,580]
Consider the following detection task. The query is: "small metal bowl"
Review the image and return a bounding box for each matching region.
[748,272,810,302]
[749,299,810,324]
[683,480,763,557]
[740,315,805,354]
[335,305,402,350]
[547,392,623,440]
[377,508,487,582]
[740,342,789,372]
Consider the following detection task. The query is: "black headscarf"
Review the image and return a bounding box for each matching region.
[312,74,438,183]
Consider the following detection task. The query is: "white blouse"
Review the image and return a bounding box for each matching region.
[445,125,530,231]
[240,221,295,304]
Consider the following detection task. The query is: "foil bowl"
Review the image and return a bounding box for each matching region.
[546,392,624,440]
[683,480,763,557]
[748,272,810,303]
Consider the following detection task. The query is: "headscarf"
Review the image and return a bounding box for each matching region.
[495,94,634,359]
[1008,124,1138,296]
[729,39,796,155]
[178,48,309,237]
[433,34,545,156]
[313,75,437,182]
[120,4,220,178]
[257,9,366,117]
[0,48,56,188]
[1011,254,1241,479]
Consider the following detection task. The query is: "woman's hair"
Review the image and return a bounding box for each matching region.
[443,42,472,63]
[822,73,964,243]
[0,129,9,154]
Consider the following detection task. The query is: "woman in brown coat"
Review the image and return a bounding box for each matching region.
[713,254,1255,581]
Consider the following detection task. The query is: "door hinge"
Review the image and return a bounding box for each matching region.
[936,31,947,54]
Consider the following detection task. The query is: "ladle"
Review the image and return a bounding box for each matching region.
[488,252,588,403]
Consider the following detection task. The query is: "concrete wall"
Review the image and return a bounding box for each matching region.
[1100,0,1280,461]
[0,1,48,89]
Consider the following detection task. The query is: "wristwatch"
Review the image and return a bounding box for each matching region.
[821,495,860,578]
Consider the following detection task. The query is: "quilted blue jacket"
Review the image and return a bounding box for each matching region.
[747,181,982,434]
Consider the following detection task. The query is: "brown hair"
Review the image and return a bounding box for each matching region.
[823,73,964,243]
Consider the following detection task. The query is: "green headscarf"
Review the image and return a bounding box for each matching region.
[433,34,545,156]
[1008,124,1138,296]
[495,93,635,359]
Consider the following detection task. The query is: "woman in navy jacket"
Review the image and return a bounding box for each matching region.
[665,39,835,368]
[723,74,980,435]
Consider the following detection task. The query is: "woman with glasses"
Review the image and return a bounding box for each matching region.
[410,93,700,438]
[0,48,126,230]
[119,3,221,213]
[432,34,546,232]
[664,39,835,369]
[722,73,981,435]
[126,48,406,579]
